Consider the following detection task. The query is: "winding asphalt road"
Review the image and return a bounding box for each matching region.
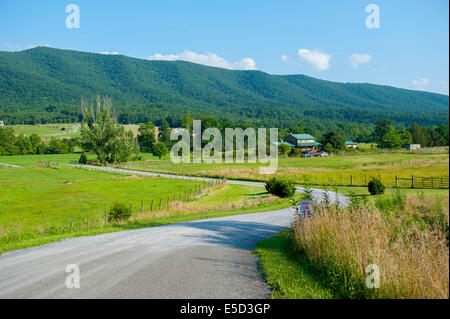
[0,165,348,299]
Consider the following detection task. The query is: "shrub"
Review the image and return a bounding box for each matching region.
[322,143,333,153]
[368,178,385,195]
[78,152,88,165]
[108,202,132,222]
[265,177,296,198]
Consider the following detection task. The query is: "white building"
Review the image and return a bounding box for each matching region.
[403,144,421,151]
[0,120,4,127]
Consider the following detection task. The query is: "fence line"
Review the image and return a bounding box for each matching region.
[395,176,449,189]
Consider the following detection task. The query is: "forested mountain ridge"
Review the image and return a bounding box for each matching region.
[0,47,448,130]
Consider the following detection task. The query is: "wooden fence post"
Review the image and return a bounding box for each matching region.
[350,175,353,186]
[412,175,415,189]
[159,198,162,210]
[395,176,398,188]
[130,204,133,215]
[141,200,144,216]
[151,199,154,212]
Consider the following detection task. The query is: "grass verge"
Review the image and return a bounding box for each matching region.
[255,231,338,299]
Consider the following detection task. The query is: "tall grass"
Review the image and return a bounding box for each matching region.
[291,194,449,299]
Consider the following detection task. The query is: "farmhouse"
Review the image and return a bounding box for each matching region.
[0,120,4,127]
[345,141,357,148]
[403,143,421,151]
[284,133,322,151]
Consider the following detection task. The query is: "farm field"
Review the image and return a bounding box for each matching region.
[0,155,289,253]
[121,151,449,188]
[8,123,81,138]
[6,123,139,139]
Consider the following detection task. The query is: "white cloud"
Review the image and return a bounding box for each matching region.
[99,51,120,55]
[411,78,430,90]
[349,53,372,69]
[146,50,257,70]
[297,48,331,71]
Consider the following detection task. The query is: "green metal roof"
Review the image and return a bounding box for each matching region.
[273,141,295,147]
[291,134,315,140]
[345,141,357,145]
[297,142,322,146]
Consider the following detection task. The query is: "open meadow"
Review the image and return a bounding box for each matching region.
[121,151,449,188]
[0,154,289,253]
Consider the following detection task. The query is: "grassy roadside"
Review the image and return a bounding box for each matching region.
[1,198,289,254]
[255,231,339,299]
[257,193,449,299]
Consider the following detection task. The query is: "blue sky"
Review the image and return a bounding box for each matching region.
[0,0,448,94]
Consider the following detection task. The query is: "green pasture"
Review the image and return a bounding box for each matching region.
[0,155,289,253]
[121,152,449,188]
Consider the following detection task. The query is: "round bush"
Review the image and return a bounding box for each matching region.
[265,177,296,198]
[108,202,132,222]
[368,178,385,195]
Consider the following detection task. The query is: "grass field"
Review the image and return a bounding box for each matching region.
[8,123,81,138]
[121,152,449,188]
[7,123,139,139]
[0,154,289,253]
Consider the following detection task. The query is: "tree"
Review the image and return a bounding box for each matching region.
[79,152,88,164]
[436,125,449,145]
[322,143,333,153]
[374,118,394,146]
[398,129,412,145]
[181,112,194,133]
[278,143,290,156]
[49,138,69,154]
[158,120,172,148]
[15,134,33,154]
[152,141,168,159]
[409,123,431,146]
[289,147,300,157]
[321,131,344,150]
[381,128,402,149]
[80,95,136,163]
[137,121,156,152]
[431,128,447,146]
[0,127,19,155]
[29,133,41,154]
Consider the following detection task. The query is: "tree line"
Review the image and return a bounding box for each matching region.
[1,105,448,161]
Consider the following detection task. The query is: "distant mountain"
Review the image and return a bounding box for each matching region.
[0,47,448,130]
